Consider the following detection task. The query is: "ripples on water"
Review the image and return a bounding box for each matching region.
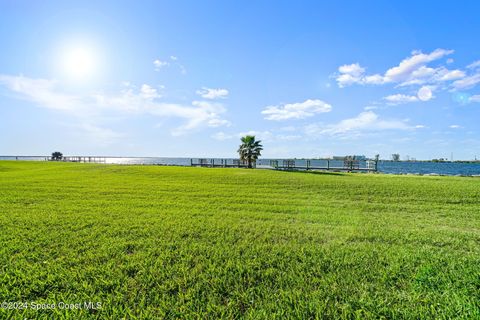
[377,161,480,176]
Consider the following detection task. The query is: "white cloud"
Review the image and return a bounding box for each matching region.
[469,95,480,102]
[140,84,161,100]
[449,124,461,129]
[336,63,366,87]
[437,69,465,81]
[262,99,332,121]
[417,86,433,101]
[384,94,418,104]
[0,74,231,137]
[452,73,480,90]
[397,66,436,86]
[196,87,229,99]
[415,125,426,129]
[154,56,186,74]
[0,75,128,143]
[467,60,480,69]
[383,49,453,83]
[383,87,435,104]
[336,74,362,87]
[305,111,411,137]
[335,49,460,87]
[398,67,465,86]
[153,59,169,71]
[338,63,365,76]
[0,75,83,112]
[168,100,230,135]
[363,74,385,85]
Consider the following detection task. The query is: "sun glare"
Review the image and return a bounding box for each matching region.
[61,46,96,79]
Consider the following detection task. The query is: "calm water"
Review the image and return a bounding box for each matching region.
[377,161,480,176]
[1,156,480,176]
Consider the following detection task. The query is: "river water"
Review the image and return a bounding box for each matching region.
[1,156,480,176]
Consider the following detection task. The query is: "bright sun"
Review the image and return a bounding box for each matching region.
[61,46,96,79]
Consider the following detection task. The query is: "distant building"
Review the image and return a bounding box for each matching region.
[332,155,366,160]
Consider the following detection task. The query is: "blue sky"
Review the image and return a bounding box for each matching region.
[1,1,480,160]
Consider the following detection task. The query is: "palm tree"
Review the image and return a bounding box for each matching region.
[238,135,263,168]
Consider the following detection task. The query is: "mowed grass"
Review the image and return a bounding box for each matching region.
[0,161,479,319]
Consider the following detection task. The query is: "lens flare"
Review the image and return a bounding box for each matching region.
[451,92,470,105]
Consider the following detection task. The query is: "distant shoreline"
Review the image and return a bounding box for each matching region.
[1,156,479,163]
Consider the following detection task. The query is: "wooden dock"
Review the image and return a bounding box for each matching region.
[50,156,107,163]
[190,158,377,172]
[268,159,377,172]
[190,158,252,168]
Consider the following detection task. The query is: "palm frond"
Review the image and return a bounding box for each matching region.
[237,135,263,168]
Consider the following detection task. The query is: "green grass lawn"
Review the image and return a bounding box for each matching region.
[0,161,479,319]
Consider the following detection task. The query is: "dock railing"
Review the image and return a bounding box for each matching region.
[262,158,377,172]
[49,156,106,163]
[190,158,253,168]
